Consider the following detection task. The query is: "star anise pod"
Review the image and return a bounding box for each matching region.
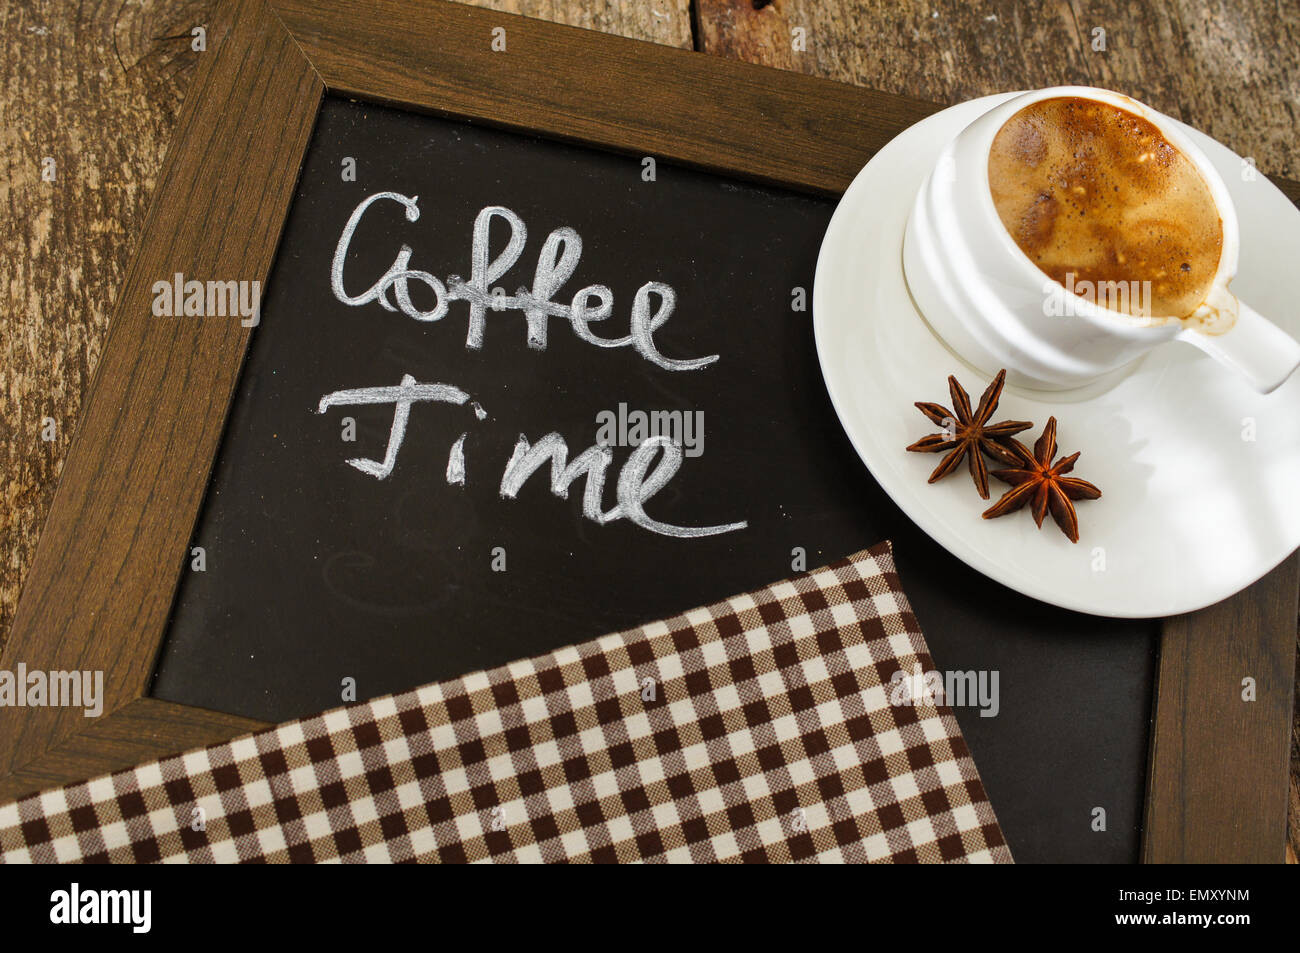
[981,417,1102,543]
[906,369,1033,498]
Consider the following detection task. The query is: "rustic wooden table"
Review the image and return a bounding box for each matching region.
[2,0,1297,861]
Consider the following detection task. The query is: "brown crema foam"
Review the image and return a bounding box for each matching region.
[988,96,1223,319]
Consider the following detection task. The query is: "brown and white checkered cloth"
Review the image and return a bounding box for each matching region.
[0,542,1010,863]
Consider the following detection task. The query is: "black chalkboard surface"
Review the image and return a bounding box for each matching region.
[150,95,1157,862]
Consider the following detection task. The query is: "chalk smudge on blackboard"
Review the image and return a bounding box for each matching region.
[446,433,468,486]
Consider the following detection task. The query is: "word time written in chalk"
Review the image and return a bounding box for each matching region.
[315,193,747,539]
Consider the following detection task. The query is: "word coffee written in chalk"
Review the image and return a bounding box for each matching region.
[316,195,747,540]
[331,193,717,369]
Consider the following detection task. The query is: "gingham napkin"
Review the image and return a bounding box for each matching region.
[0,542,1010,863]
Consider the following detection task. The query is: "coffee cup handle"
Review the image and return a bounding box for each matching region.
[1175,303,1300,394]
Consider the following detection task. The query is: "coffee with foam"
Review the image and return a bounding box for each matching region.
[987,97,1223,320]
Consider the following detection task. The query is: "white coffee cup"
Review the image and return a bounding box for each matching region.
[902,86,1300,393]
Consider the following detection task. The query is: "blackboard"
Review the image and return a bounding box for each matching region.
[149,95,1157,862]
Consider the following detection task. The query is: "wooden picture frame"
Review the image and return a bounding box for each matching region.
[2,0,1295,863]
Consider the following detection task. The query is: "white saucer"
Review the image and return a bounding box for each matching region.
[813,93,1300,618]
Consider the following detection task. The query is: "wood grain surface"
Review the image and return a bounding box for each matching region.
[1,0,1297,859]
[0,0,319,796]
[1144,556,1300,862]
[696,0,1300,179]
[271,0,937,194]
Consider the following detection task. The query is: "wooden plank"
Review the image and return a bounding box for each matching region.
[696,0,1300,178]
[270,0,940,195]
[0,700,264,801]
[1292,683,1300,862]
[460,0,692,48]
[696,0,1093,93]
[1144,556,1299,863]
[0,0,321,800]
[0,0,210,650]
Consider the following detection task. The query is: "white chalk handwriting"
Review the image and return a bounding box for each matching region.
[331,193,717,371]
[318,193,746,539]
[316,378,746,539]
